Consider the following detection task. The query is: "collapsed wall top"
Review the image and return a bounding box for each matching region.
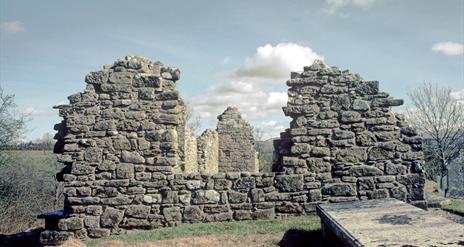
[54,55,188,183]
[217,106,258,172]
[273,59,425,204]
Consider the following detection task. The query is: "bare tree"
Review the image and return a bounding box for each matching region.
[0,86,64,234]
[0,87,26,146]
[407,83,464,196]
[253,127,265,172]
[184,102,201,134]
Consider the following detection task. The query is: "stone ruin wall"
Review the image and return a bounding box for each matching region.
[40,56,425,245]
[197,129,219,174]
[217,107,258,173]
[273,60,425,204]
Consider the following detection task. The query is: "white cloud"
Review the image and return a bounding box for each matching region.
[324,0,379,15]
[191,81,287,123]
[259,120,286,139]
[451,89,464,105]
[0,21,25,33]
[54,100,67,106]
[221,56,231,65]
[21,107,54,117]
[432,42,464,56]
[189,42,322,138]
[233,43,322,80]
[326,0,377,8]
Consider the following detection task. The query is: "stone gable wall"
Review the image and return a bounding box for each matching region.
[273,60,425,203]
[217,107,258,173]
[40,57,425,245]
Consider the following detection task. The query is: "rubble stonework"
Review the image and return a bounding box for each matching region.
[217,107,258,173]
[197,129,219,174]
[273,60,426,204]
[39,57,425,245]
[183,127,198,173]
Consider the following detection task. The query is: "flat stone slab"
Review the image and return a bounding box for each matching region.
[316,199,464,247]
[37,210,67,220]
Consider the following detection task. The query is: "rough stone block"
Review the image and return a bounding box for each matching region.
[322,183,356,196]
[183,206,204,222]
[349,165,383,177]
[126,205,150,219]
[163,207,182,222]
[228,191,248,203]
[101,208,123,227]
[275,175,304,192]
[192,190,220,204]
[58,217,83,231]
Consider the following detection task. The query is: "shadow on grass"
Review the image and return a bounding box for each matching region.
[0,228,42,247]
[278,229,325,247]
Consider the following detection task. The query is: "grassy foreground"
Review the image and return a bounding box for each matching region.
[86,215,321,246]
[442,199,464,216]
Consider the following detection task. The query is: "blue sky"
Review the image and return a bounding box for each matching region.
[1,0,463,140]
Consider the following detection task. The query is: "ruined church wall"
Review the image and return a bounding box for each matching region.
[273,60,426,204]
[217,107,257,173]
[183,127,198,173]
[197,129,219,174]
[42,171,319,244]
[40,57,425,245]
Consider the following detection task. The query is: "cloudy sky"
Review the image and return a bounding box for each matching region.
[1,0,463,140]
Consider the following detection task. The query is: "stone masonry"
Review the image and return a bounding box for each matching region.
[217,107,258,173]
[197,129,219,175]
[183,127,198,173]
[274,60,426,205]
[39,57,425,245]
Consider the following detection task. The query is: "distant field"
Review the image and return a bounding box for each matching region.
[84,215,321,247]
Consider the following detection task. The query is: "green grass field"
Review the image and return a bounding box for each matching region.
[86,215,321,246]
[442,199,464,216]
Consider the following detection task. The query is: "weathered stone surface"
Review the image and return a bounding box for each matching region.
[101,208,123,227]
[183,206,204,222]
[228,191,248,203]
[322,183,357,196]
[121,151,145,164]
[183,127,198,173]
[368,147,394,161]
[352,99,370,111]
[40,230,73,245]
[335,148,366,163]
[163,207,182,222]
[349,165,383,177]
[340,111,362,123]
[45,57,425,242]
[58,217,83,231]
[126,205,150,219]
[217,107,257,173]
[282,156,306,167]
[355,81,379,95]
[275,175,304,192]
[197,129,219,175]
[116,163,134,179]
[333,130,355,140]
[275,202,304,214]
[448,156,464,198]
[192,190,220,204]
[290,143,311,154]
[372,98,403,107]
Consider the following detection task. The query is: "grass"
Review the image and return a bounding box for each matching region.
[442,199,464,216]
[86,215,321,246]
